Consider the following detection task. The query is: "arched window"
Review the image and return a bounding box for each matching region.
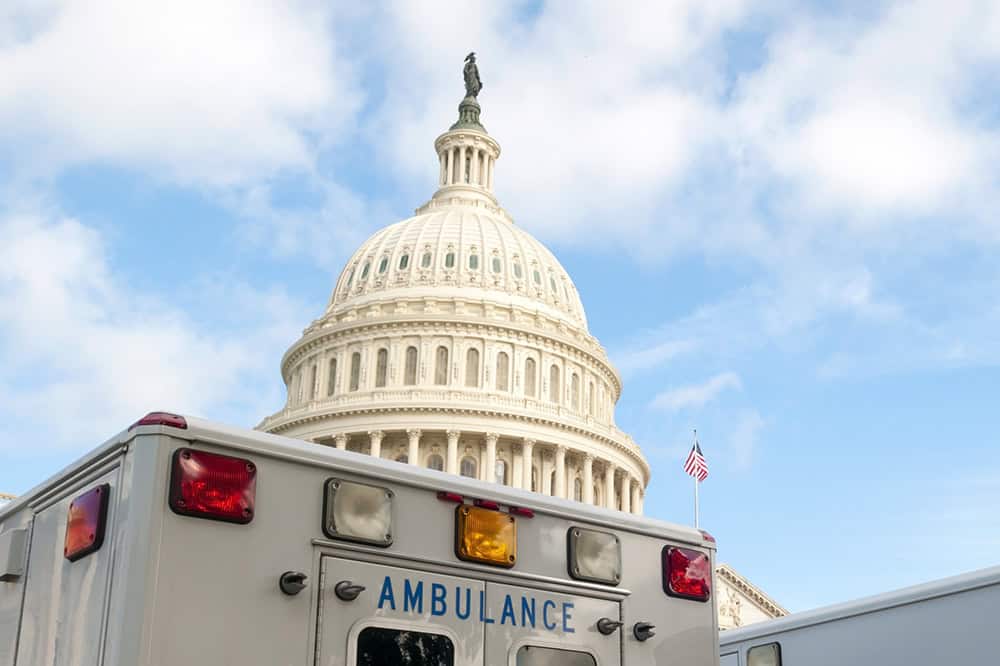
[550,470,556,495]
[398,254,410,270]
[593,484,601,505]
[427,454,444,471]
[588,381,595,415]
[445,251,456,268]
[349,352,361,391]
[571,373,580,410]
[531,466,539,492]
[465,348,480,387]
[308,364,317,400]
[549,364,561,404]
[495,459,508,485]
[550,275,558,293]
[375,348,388,388]
[513,262,523,279]
[573,478,582,502]
[421,252,433,268]
[491,256,501,273]
[404,346,418,386]
[360,262,370,280]
[496,352,510,392]
[524,358,537,397]
[435,346,449,385]
[533,269,541,286]
[460,456,477,478]
[346,268,356,287]
[327,357,338,396]
[378,257,388,274]
[469,254,479,270]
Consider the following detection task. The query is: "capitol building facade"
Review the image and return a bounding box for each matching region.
[257,83,649,514]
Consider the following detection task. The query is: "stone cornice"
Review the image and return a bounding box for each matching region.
[258,400,650,482]
[716,564,788,617]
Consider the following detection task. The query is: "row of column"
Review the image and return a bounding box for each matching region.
[441,144,494,191]
[329,428,644,514]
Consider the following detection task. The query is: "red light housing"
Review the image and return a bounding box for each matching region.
[474,499,500,511]
[64,484,110,561]
[699,529,717,544]
[663,546,712,602]
[130,411,188,430]
[509,506,535,518]
[169,448,256,524]
[437,491,464,503]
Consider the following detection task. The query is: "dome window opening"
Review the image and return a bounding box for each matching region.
[465,348,480,388]
[349,352,361,391]
[524,357,537,397]
[398,254,410,270]
[361,262,371,280]
[549,274,558,294]
[327,358,338,396]
[588,381,596,415]
[378,257,389,274]
[445,251,456,269]
[434,346,450,386]
[346,267,356,287]
[404,346,418,386]
[549,365,561,404]
[495,459,508,485]
[375,348,388,388]
[533,269,541,286]
[491,256,502,274]
[496,352,510,392]
[573,478,583,502]
[513,261,523,279]
[460,456,477,479]
[531,467,539,492]
[427,454,444,472]
[308,364,318,400]
[571,373,581,411]
[469,253,479,270]
[421,251,433,268]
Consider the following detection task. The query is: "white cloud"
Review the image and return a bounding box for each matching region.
[0,0,360,186]
[0,207,305,451]
[650,372,742,411]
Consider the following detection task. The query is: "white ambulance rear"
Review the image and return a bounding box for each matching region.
[0,413,719,666]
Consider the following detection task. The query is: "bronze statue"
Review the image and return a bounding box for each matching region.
[463,52,482,99]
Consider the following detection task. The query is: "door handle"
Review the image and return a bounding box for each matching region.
[596,617,623,635]
[335,580,366,601]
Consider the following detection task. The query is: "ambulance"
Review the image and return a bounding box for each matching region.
[0,413,719,665]
[719,564,1000,666]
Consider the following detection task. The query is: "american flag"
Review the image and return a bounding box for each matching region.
[684,441,709,482]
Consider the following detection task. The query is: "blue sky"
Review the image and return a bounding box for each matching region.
[2,1,999,613]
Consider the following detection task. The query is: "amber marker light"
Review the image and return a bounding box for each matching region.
[455,504,517,568]
[64,484,110,562]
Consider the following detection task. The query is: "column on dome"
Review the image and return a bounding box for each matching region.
[446,147,455,185]
[369,430,384,459]
[471,147,480,184]
[334,434,347,451]
[604,462,616,510]
[459,145,466,183]
[446,430,460,474]
[541,452,553,496]
[439,152,447,185]
[582,454,594,505]
[521,438,535,490]
[622,476,632,513]
[630,481,641,515]
[485,433,498,484]
[407,429,421,466]
[636,489,645,514]
[554,446,567,498]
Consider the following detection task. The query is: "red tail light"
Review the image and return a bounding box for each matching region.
[130,411,188,430]
[65,484,110,561]
[663,546,712,602]
[169,448,256,524]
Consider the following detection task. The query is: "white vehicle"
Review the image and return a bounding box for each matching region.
[719,564,1000,666]
[0,413,719,666]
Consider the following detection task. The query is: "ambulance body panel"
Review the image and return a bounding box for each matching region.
[0,415,718,666]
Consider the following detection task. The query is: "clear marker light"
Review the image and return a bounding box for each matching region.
[323,479,394,547]
[568,527,621,585]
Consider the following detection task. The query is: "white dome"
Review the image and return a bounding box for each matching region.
[329,207,588,331]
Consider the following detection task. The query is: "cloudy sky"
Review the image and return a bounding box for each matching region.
[2,1,999,612]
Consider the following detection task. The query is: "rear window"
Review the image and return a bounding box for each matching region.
[356,626,454,665]
[516,645,597,666]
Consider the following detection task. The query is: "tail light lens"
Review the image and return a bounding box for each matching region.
[663,546,711,601]
[169,448,257,524]
[65,484,110,561]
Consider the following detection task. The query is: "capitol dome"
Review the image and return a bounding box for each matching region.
[258,77,649,513]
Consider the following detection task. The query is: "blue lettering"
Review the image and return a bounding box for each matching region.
[431,583,447,616]
[377,576,396,611]
[521,597,536,628]
[542,600,557,630]
[455,586,471,620]
[479,590,495,624]
[562,602,575,633]
[403,579,423,613]
[500,594,517,626]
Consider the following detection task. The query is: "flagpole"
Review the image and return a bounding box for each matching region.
[693,429,699,529]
